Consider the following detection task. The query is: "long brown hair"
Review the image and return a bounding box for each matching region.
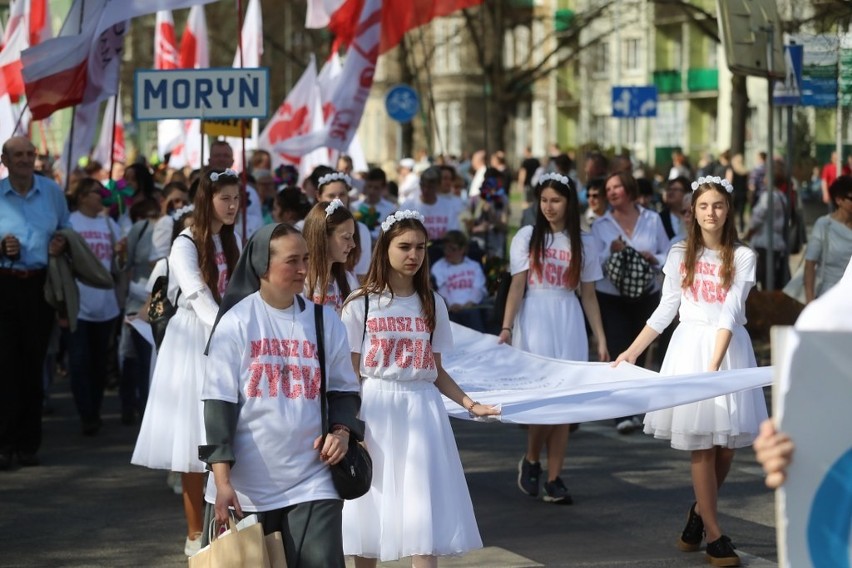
[191,169,240,303]
[681,183,739,290]
[303,201,356,304]
[347,218,436,332]
[530,176,583,289]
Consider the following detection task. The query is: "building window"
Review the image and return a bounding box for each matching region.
[515,26,530,67]
[433,20,447,75]
[624,38,641,72]
[532,20,545,67]
[447,18,461,72]
[591,40,609,76]
[592,115,609,146]
[504,30,515,67]
[448,101,462,156]
[532,99,547,157]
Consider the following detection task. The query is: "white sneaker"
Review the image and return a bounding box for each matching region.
[167,471,183,495]
[616,418,636,434]
[184,532,203,557]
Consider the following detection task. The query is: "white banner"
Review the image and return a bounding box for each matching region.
[773,328,852,568]
[442,324,772,425]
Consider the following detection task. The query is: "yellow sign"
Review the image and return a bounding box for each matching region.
[202,119,251,137]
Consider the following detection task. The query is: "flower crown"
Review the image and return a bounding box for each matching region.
[691,176,734,194]
[171,204,195,221]
[381,209,425,233]
[317,172,352,188]
[324,198,345,218]
[538,172,571,187]
[209,168,238,182]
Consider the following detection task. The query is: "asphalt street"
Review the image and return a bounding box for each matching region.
[0,378,778,567]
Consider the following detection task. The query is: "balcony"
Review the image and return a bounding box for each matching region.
[654,70,682,94]
[687,68,719,92]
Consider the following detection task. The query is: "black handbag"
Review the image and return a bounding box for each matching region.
[314,303,373,500]
[147,264,180,351]
[605,246,654,299]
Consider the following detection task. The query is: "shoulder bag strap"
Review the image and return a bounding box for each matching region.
[362,294,369,347]
[315,301,328,438]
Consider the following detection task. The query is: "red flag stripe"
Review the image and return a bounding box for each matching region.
[26,58,87,120]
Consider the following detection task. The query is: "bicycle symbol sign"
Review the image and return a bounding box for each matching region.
[385,84,419,123]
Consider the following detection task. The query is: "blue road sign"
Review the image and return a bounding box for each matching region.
[611,86,658,118]
[774,45,804,106]
[385,84,419,123]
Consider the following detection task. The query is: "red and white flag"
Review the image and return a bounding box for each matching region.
[154,11,183,161]
[21,0,218,121]
[174,5,210,170]
[0,0,51,102]
[275,0,381,157]
[258,55,319,170]
[227,0,263,172]
[92,94,125,167]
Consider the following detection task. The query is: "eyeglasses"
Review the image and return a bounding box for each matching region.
[588,193,601,199]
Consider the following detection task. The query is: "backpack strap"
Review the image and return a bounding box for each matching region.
[315,300,328,438]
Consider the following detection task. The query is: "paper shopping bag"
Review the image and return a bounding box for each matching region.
[188,518,270,568]
[265,531,287,568]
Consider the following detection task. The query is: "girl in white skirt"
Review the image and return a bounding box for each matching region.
[498,172,608,504]
[614,177,768,568]
[340,210,499,568]
[131,169,241,556]
[303,198,359,314]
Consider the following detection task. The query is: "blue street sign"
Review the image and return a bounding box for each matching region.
[611,86,658,118]
[773,45,804,106]
[385,84,419,123]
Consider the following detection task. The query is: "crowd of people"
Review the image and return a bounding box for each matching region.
[2,132,851,568]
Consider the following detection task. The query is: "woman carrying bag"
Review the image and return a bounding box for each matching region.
[201,223,363,568]
[803,176,852,303]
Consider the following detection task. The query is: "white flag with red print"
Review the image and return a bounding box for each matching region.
[92,95,125,167]
[258,55,319,170]
[21,0,218,120]
[154,11,183,161]
[170,4,210,170]
[274,0,381,156]
[227,0,263,172]
[0,0,51,102]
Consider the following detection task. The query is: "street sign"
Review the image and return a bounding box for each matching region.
[773,44,804,106]
[134,67,269,121]
[716,0,786,79]
[611,86,658,118]
[202,119,252,137]
[384,84,419,123]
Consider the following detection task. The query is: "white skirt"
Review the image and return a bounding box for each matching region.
[131,308,209,473]
[514,289,588,361]
[643,321,768,451]
[342,379,482,561]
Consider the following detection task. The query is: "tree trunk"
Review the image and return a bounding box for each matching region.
[730,73,748,155]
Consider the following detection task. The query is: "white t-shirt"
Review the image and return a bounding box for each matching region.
[351,198,396,239]
[203,293,360,511]
[399,195,463,241]
[70,212,121,322]
[647,244,756,333]
[305,271,360,314]
[510,225,603,290]
[169,229,235,328]
[341,290,452,383]
[431,257,487,306]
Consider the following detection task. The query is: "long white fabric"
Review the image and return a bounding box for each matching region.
[441,323,772,425]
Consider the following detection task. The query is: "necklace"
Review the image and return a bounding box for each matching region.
[260,295,300,340]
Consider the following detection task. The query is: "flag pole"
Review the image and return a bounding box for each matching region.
[237,0,247,243]
[12,102,30,135]
[107,92,119,182]
[65,0,87,193]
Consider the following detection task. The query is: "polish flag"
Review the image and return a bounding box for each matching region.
[312,0,484,54]
[154,11,183,162]
[22,0,219,121]
[166,5,210,170]
[92,94,125,167]
[227,0,263,172]
[315,53,367,172]
[258,55,320,170]
[0,0,52,102]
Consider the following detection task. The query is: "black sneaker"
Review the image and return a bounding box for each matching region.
[542,477,573,504]
[706,535,740,567]
[677,502,704,551]
[517,457,541,497]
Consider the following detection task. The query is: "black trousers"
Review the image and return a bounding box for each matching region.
[203,498,344,568]
[0,272,55,454]
[597,290,660,423]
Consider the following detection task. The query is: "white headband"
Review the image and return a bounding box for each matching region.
[691,176,734,194]
[209,168,238,182]
[318,172,352,188]
[324,198,345,218]
[381,209,425,233]
[171,204,195,221]
[538,172,571,187]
